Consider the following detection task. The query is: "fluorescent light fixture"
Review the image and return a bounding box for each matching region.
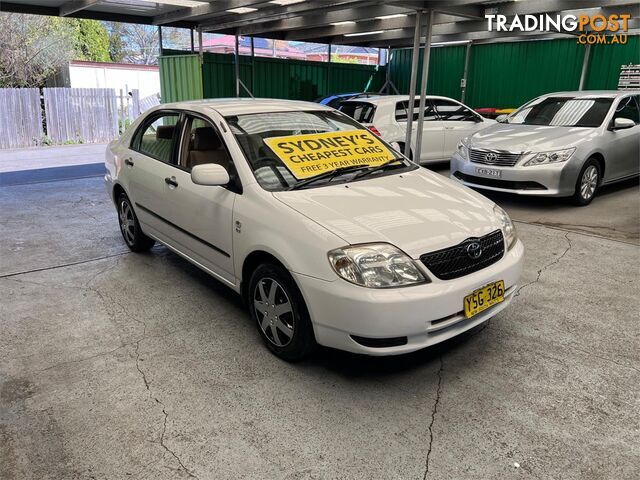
[331,21,356,26]
[269,0,305,5]
[344,30,384,37]
[226,7,258,14]
[430,40,472,46]
[375,14,407,20]
[149,0,208,6]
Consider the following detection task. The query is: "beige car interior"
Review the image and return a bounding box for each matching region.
[181,118,231,171]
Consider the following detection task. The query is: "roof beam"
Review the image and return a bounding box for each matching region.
[153,0,271,26]
[233,4,411,36]
[199,0,370,32]
[59,0,100,16]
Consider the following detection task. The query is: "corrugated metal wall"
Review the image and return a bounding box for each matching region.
[158,54,203,103]
[584,36,640,90]
[159,50,384,101]
[388,45,467,100]
[465,39,584,108]
[389,36,640,109]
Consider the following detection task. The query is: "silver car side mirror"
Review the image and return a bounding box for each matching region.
[191,164,230,186]
[612,117,635,130]
[495,114,508,123]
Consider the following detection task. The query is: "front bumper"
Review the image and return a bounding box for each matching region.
[450,152,579,197]
[293,239,524,355]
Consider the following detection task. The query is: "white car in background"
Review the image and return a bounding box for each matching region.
[338,94,495,164]
[105,98,523,361]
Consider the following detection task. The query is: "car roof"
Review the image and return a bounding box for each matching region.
[340,94,460,105]
[540,90,640,99]
[157,98,333,116]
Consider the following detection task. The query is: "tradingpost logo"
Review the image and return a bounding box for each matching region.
[485,13,631,45]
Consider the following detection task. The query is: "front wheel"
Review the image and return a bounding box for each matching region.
[248,263,315,361]
[117,192,155,251]
[571,159,600,206]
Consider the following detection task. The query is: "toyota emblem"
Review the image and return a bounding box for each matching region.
[483,152,497,164]
[466,241,482,259]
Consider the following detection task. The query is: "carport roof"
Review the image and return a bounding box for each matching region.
[1,0,639,47]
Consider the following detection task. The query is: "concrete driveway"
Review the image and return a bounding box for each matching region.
[1,175,638,479]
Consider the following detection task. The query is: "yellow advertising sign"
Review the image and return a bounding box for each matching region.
[263,129,395,179]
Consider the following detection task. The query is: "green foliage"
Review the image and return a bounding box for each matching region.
[72,19,110,62]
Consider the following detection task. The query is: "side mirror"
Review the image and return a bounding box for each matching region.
[191,163,230,186]
[612,117,635,130]
[495,114,508,123]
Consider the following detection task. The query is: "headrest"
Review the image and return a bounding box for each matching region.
[156,125,175,140]
[192,127,222,151]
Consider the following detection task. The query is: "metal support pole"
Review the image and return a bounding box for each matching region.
[579,44,591,90]
[190,28,194,52]
[328,43,332,63]
[404,10,423,158]
[158,26,163,55]
[250,37,255,57]
[460,41,472,102]
[235,34,240,97]
[414,9,433,165]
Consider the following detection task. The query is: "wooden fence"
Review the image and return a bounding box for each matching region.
[0,88,43,149]
[0,87,161,149]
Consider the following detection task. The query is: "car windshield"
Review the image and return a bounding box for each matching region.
[508,96,613,127]
[225,110,413,191]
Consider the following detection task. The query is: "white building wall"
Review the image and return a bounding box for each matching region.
[68,64,160,98]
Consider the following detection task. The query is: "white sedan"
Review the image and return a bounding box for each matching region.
[105,98,523,361]
[338,94,495,163]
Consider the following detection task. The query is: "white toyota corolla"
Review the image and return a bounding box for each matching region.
[105,98,524,360]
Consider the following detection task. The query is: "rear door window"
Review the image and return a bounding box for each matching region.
[395,100,438,122]
[338,101,376,123]
[432,99,478,121]
[132,113,180,163]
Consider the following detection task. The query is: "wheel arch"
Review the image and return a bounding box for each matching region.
[587,152,605,180]
[240,250,290,303]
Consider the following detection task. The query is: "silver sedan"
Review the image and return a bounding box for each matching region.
[451,90,640,205]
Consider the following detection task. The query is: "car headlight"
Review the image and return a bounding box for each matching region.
[456,141,469,160]
[493,205,517,250]
[523,147,575,167]
[328,243,428,288]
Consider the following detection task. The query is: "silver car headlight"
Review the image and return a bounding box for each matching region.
[493,205,517,250]
[523,147,575,167]
[328,243,428,288]
[456,141,469,160]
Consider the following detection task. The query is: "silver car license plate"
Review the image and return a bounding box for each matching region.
[476,167,501,178]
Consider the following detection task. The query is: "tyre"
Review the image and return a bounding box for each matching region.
[571,158,600,206]
[248,263,315,361]
[117,192,155,252]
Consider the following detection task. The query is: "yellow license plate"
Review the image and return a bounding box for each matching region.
[464,280,505,318]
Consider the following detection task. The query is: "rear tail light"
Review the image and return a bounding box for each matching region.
[367,125,381,136]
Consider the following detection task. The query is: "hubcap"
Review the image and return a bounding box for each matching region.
[580,165,598,200]
[253,277,294,347]
[119,200,136,245]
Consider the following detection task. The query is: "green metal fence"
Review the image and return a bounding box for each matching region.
[389,36,640,109]
[159,50,385,103]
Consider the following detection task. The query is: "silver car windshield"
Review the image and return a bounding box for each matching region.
[508,97,613,127]
[225,110,412,191]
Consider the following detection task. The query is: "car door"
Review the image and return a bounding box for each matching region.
[158,112,238,284]
[432,98,485,158]
[126,111,182,241]
[605,95,640,180]
[394,100,444,162]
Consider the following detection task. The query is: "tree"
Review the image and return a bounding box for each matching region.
[72,19,110,62]
[0,13,76,87]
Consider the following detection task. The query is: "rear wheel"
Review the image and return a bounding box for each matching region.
[248,263,315,361]
[571,159,600,206]
[117,192,155,251]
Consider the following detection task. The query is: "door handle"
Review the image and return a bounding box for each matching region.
[124,158,134,167]
[164,177,178,188]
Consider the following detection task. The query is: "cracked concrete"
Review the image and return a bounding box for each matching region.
[1,175,639,479]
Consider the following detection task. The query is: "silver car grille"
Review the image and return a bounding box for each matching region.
[469,149,521,167]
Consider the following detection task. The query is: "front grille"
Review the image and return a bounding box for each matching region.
[454,171,547,190]
[470,149,521,167]
[420,230,505,280]
[350,335,408,348]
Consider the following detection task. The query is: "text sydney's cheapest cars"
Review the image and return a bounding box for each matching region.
[105,99,524,360]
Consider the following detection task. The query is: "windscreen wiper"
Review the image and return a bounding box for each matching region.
[287,164,370,191]
[352,158,405,181]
